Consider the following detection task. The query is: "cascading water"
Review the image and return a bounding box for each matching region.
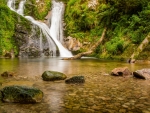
[25,16,57,56]
[50,1,72,57]
[7,0,73,57]
[16,0,26,15]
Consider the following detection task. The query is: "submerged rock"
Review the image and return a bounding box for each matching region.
[1,85,43,103]
[133,69,150,79]
[65,76,85,84]
[42,71,67,81]
[111,67,132,76]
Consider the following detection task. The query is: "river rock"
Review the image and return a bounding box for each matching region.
[111,67,132,76]
[65,76,85,84]
[42,71,67,81]
[4,51,14,58]
[1,85,43,103]
[133,69,150,79]
[1,71,15,77]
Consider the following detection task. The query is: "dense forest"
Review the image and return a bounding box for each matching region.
[0,0,150,60]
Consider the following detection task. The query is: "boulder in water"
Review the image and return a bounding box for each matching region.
[65,76,85,84]
[133,69,150,79]
[1,71,15,77]
[1,85,43,103]
[111,67,132,76]
[42,71,67,81]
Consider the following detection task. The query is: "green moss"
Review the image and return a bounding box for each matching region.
[0,1,32,56]
[25,0,51,20]
[0,4,15,55]
[42,71,67,81]
[2,85,43,103]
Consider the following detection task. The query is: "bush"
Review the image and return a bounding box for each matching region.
[105,37,124,55]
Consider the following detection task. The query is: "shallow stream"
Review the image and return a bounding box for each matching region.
[0,57,150,113]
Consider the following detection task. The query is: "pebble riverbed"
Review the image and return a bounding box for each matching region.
[0,58,150,113]
[0,71,150,113]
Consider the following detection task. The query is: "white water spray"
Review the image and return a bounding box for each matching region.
[25,16,57,56]
[50,1,72,57]
[7,0,73,57]
[16,0,26,15]
[7,0,15,11]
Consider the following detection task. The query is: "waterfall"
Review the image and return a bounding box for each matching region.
[24,16,57,56]
[7,0,73,57]
[50,1,72,57]
[16,0,26,15]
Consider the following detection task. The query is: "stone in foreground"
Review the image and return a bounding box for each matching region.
[42,71,67,81]
[65,76,85,84]
[111,67,132,76]
[1,85,43,103]
[133,69,150,80]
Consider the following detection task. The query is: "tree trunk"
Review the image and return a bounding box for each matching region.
[129,33,150,63]
[63,28,107,60]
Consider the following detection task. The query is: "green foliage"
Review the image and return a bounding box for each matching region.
[25,0,51,20]
[0,1,31,56]
[65,0,105,43]
[64,0,150,58]
[0,0,7,4]
[0,4,15,55]
[105,37,124,55]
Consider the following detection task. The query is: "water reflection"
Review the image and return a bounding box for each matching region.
[0,58,150,77]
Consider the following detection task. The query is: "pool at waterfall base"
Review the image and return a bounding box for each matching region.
[0,57,150,113]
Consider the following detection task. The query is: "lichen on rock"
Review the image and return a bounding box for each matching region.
[42,71,67,81]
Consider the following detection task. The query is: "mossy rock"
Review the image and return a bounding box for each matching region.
[1,85,43,103]
[42,71,67,81]
[65,76,85,84]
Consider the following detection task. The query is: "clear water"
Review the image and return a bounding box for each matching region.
[0,58,150,113]
[1,57,149,77]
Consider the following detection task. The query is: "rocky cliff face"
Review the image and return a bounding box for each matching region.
[14,16,51,57]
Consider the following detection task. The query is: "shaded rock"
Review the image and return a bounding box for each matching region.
[65,76,85,84]
[1,85,43,103]
[4,51,14,58]
[133,69,150,79]
[127,58,136,63]
[111,67,132,76]
[42,71,67,81]
[1,71,15,77]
